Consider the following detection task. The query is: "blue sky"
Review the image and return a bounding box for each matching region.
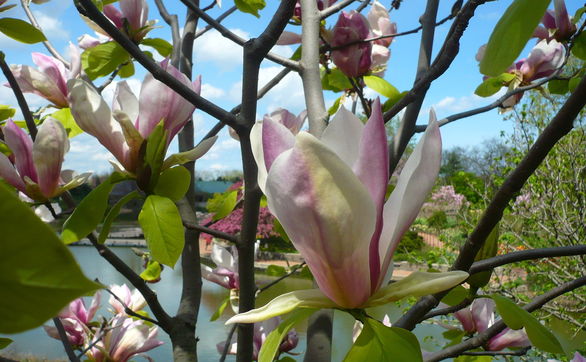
[0,0,581,175]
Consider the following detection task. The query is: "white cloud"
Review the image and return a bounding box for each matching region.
[33,11,69,40]
[428,91,504,116]
[193,29,249,70]
[201,83,225,99]
[210,163,229,170]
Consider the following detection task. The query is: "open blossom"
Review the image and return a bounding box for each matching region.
[109,284,147,315]
[44,292,101,346]
[227,101,467,324]
[217,316,298,360]
[86,315,163,362]
[454,298,531,351]
[330,11,372,78]
[68,60,214,175]
[367,1,396,76]
[230,108,306,141]
[0,118,87,201]
[202,242,240,290]
[84,0,156,42]
[8,47,80,108]
[534,0,576,42]
[517,39,565,82]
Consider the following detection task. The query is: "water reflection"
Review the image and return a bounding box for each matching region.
[1,246,312,361]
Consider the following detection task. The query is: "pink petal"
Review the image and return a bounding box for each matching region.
[265,132,375,308]
[352,99,389,291]
[103,4,124,28]
[3,120,37,182]
[68,79,132,170]
[0,152,25,192]
[32,53,68,100]
[119,0,148,31]
[276,31,302,45]
[377,109,441,289]
[454,307,476,333]
[471,298,495,333]
[9,65,67,108]
[487,328,531,351]
[33,118,68,198]
[113,81,139,122]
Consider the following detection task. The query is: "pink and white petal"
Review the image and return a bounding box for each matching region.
[250,122,266,191]
[3,120,37,182]
[471,298,495,333]
[113,81,139,122]
[377,110,441,289]
[33,118,68,198]
[320,106,364,169]
[211,243,236,271]
[487,328,531,351]
[68,79,131,169]
[87,291,101,321]
[265,132,375,308]
[67,43,81,79]
[276,31,302,45]
[201,265,231,289]
[572,352,586,362]
[352,99,389,290]
[262,117,296,173]
[119,0,148,31]
[454,307,475,333]
[0,153,25,191]
[31,53,68,97]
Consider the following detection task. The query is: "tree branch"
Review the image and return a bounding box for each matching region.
[395,73,586,331]
[154,0,181,66]
[194,6,237,39]
[460,346,531,356]
[178,0,300,71]
[300,0,328,137]
[184,221,239,244]
[75,0,238,128]
[52,317,80,362]
[425,275,586,361]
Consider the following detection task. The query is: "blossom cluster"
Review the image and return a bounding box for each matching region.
[44,284,163,362]
[430,185,467,211]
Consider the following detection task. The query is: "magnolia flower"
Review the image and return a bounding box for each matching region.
[454,298,531,351]
[293,0,337,21]
[84,0,156,42]
[217,316,298,360]
[68,60,215,175]
[86,315,163,362]
[571,352,586,362]
[517,39,565,82]
[201,242,239,290]
[8,48,80,108]
[330,11,372,78]
[44,292,101,346]
[227,100,467,324]
[367,1,396,76]
[534,0,576,41]
[230,108,306,141]
[0,118,87,201]
[109,284,147,315]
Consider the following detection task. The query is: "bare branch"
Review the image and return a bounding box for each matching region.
[184,221,239,244]
[52,317,80,362]
[101,282,161,325]
[154,0,181,65]
[195,6,237,39]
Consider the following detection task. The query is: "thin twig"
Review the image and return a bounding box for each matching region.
[461,346,531,356]
[20,0,69,67]
[423,297,474,319]
[219,324,238,362]
[153,0,181,65]
[256,262,307,295]
[184,221,239,244]
[194,6,237,39]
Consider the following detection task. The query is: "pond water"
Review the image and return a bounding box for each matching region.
[1,246,445,361]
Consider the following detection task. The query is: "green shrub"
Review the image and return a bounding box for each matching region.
[396,230,424,254]
[427,210,448,231]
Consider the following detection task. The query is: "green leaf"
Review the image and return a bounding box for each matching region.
[491,295,564,353]
[345,319,422,362]
[468,224,499,288]
[475,73,516,97]
[258,309,316,362]
[574,6,586,24]
[440,285,468,306]
[322,68,353,92]
[207,190,238,221]
[363,75,400,98]
[277,357,296,362]
[548,79,569,94]
[442,329,465,347]
[0,338,13,349]
[0,184,100,333]
[569,76,581,92]
[382,91,407,112]
[118,61,135,78]
[290,46,302,61]
[571,31,586,61]
[81,41,130,80]
[62,176,117,244]
[210,295,230,321]
[0,18,46,44]
[0,105,16,122]
[0,4,17,13]
[141,38,173,57]
[480,0,551,76]
[143,121,167,188]
[50,108,83,138]
[138,195,185,267]
[328,96,343,116]
[162,136,217,170]
[98,191,141,244]
[140,260,163,282]
[266,264,287,277]
[234,0,265,17]
[154,166,191,201]
[454,356,492,362]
